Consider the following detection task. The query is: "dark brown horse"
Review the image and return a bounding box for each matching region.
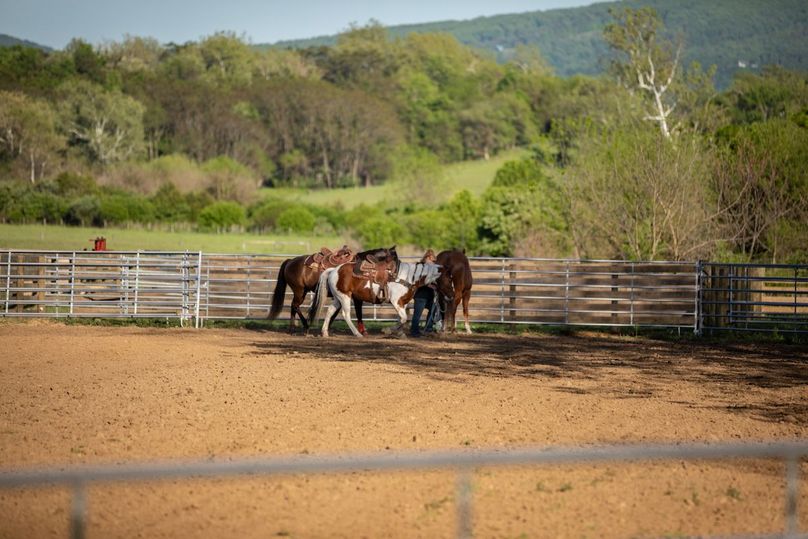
[268,246,397,333]
[435,249,473,333]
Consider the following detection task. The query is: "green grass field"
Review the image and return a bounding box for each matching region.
[0,224,341,254]
[261,148,526,208]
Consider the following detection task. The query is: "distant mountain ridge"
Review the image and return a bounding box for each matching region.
[267,0,808,89]
[0,33,52,51]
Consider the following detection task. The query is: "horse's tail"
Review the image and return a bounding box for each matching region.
[307,267,334,325]
[268,259,289,320]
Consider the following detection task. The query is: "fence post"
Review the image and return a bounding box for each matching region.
[456,471,473,539]
[246,256,252,318]
[564,261,570,325]
[134,252,140,316]
[69,252,76,317]
[4,252,11,315]
[694,261,702,336]
[195,252,203,329]
[728,266,735,327]
[35,255,45,313]
[509,263,517,322]
[610,269,619,328]
[181,253,190,326]
[70,481,87,539]
[121,255,129,316]
[630,262,636,327]
[499,258,506,323]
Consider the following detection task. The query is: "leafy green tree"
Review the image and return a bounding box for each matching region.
[479,158,569,257]
[713,119,808,262]
[57,80,145,164]
[201,156,259,202]
[101,36,162,73]
[0,91,63,182]
[65,39,106,84]
[253,48,322,80]
[319,21,400,92]
[442,189,482,253]
[198,32,254,86]
[721,66,808,125]
[565,126,721,260]
[390,146,446,206]
[604,7,718,139]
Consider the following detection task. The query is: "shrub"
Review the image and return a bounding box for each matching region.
[404,209,452,249]
[201,156,259,203]
[353,215,406,248]
[98,194,130,225]
[197,200,245,231]
[276,206,316,233]
[151,182,191,222]
[54,172,97,197]
[248,197,287,231]
[66,195,101,226]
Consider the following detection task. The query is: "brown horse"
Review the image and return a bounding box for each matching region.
[268,246,397,333]
[436,249,473,333]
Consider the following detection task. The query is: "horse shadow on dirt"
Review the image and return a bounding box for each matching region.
[250,327,808,425]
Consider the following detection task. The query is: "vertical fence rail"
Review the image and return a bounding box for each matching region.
[4,252,10,314]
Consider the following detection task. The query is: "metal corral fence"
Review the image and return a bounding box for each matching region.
[1,250,807,333]
[701,262,808,334]
[1,441,806,539]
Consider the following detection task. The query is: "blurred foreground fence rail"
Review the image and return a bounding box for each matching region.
[1,441,806,539]
[1,250,806,334]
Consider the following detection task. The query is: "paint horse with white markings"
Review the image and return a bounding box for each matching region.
[307,258,444,338]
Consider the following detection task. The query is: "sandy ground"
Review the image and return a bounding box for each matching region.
[0,320,806,538]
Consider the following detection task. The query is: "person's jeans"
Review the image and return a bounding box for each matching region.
[410,294,434,335]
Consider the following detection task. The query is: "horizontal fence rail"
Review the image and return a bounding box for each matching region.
[1,250,807,333]
[1,441,806,539]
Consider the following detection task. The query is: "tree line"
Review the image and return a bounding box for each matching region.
[0,9,806,262]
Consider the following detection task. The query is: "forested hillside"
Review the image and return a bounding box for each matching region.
[0,34,51,51]
[271,0,808,89]
[1,8,807,263]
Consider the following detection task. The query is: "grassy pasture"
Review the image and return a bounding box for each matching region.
[0,223,341,255]
[261,149,526,208]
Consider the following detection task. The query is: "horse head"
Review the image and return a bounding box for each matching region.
[435,264,455,303]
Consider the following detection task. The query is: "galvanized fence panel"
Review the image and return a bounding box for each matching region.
[1,251,701,330]
[1,250,201,323]
[3,250,807,333]
[701,262,808,334]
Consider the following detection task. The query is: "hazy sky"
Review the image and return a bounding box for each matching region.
[1,0,604,49]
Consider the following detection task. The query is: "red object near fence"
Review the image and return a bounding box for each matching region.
[91,237,107,251]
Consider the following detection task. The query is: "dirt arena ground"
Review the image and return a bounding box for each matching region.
[0,320,806,538]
